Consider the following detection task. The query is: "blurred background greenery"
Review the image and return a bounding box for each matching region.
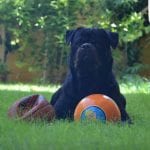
[0,0,149,83]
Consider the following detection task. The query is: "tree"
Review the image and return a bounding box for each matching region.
[0,0,149,82]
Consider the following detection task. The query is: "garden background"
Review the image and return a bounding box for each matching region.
[0,1,150,149]
[0,0,149,83]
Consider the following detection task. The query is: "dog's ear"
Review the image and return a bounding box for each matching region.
[66,30,76,45]
[66,27,84,45]
[106,31,119,49]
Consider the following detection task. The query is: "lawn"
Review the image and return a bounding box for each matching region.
[0,81,150,150]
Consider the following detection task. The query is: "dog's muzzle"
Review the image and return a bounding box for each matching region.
[79,43,95,50]
[74,43,101,75]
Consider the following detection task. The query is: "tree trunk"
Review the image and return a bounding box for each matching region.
[0,24,6,63]
[42,33,49,83]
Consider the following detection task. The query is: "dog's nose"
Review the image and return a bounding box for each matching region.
[80,43,94,49]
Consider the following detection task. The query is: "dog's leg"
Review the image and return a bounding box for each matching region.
[50,88,62,105]
[115,94,131,123]
[51,93,77,119]
[107,83,132,123]
[50,78,78,119]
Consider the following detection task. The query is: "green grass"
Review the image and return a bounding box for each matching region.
[0,82,150,150]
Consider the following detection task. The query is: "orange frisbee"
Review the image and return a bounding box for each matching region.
[74,94,121,122]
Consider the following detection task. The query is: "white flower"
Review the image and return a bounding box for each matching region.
[111,23,117,28]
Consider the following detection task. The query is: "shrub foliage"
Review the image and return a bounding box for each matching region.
[0,0,149,82]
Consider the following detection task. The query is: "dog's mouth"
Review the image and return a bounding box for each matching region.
[74,43,101,76]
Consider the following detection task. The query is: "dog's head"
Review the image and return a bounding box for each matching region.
[66,27,118,77]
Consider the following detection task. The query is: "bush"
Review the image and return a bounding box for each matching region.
[0,0,149,82]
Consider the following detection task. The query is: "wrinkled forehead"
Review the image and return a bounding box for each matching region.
[73,28,108,42]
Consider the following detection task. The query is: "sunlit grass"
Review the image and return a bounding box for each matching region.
[120,81,150,94]
[0,83,60,93]
[0,80,150,149]
[120,75,150,94]
[0,81,149,94]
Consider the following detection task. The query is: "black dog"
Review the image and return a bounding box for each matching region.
[50,27,131,122]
